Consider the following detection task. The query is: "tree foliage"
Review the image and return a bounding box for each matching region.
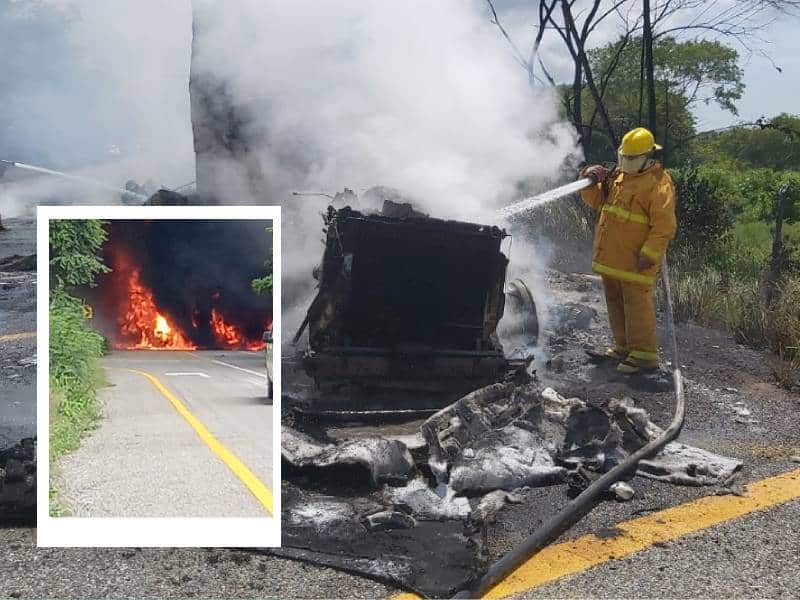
[671,164,734,252]
[694,114,800,171]
[655,37,743,114]
[730,169,800,223]
[251,272,273,295]
[49,291,106,417]
[251,226,273,296]
[48,219,109,436]
[688,113,800,246]
[582,35,743,163]
[49,220,110,290]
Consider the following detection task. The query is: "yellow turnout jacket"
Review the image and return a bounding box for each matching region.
[580,161,677,286]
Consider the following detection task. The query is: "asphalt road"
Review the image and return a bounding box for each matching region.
[0,216,36,447]
[56,350,274,518]
[523,498,800,599]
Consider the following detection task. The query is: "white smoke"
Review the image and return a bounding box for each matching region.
[2,1,581,339]
[192,0,579,221]
[190,0,582,334]
[0,0,194,217]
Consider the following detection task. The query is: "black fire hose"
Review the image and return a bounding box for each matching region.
[454,261,686,599]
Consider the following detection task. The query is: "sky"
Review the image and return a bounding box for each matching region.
[492,0,800,130]
[693,17,800,130]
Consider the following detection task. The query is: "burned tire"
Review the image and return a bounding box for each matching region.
[503,278,539,347]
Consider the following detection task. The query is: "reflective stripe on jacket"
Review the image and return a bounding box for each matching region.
[580,161,676,286]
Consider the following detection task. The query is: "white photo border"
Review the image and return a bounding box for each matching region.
[37,205,281,547]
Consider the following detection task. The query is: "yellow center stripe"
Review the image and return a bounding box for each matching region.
[389,468,800,600]
[602,204,650,224]
[0,332,36,343]
[484,468,800,599]
[592,261,655,286]
[127,368,274,516]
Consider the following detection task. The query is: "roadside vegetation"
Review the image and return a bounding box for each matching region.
[48,219,110,514]
[665,127,800,388]
[251,225,274,296]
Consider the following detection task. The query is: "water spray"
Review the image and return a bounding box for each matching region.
[498,177,594,219]
[0,160,148,200]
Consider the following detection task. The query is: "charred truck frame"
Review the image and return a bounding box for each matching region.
[293,202,537,412]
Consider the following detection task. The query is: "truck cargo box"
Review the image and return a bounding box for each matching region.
[294,202,513,411]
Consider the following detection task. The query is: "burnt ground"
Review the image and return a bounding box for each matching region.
[1,210,799,598]
[473,269,800,565]
[278,267,800,597]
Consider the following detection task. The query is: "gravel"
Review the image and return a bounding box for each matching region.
[0,528,392,599]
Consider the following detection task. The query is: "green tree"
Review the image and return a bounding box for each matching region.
[582,36,743,164]
[733,169,800,223]
[251,226,273,295]
[694,114,800,171]
[48,218,110,483]
[671,164,734,259]
[49,220,110,291]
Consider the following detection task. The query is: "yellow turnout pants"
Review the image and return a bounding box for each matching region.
[601,275,658,366]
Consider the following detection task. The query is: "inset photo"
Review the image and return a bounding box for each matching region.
[36,205,280,547]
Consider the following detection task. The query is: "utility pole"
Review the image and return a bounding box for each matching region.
[642,0,657,134]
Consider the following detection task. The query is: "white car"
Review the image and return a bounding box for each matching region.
[262,330,274,401]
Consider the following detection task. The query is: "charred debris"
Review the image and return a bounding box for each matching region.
[277,195,742,597]
[289,200,533,413]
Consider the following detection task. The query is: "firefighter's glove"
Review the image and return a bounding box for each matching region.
[582,164,609,184]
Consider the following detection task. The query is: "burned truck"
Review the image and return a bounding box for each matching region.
[292,200,538,412]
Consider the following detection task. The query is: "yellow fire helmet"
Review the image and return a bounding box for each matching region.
[619,127,662,156]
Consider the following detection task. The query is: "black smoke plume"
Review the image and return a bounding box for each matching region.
[89,219,272,349]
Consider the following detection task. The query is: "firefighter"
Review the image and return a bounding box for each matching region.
[579,127,676,374]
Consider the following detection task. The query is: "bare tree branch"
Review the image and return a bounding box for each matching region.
[485,0,531,74]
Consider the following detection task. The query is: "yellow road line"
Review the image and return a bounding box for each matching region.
[392,468,800,600]
[0,332,36,343]
[126,368,274,516]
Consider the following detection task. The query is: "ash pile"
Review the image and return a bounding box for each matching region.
[276,196,742,598]
[279,381,740,597]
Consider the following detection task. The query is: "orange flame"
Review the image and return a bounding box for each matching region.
[108,249,267,351]
[210,308,266,351]
[117,268,197,350]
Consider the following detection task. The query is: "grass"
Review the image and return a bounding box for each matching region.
[663,248,800,389]
[48,366,108,517]
[48,292,109,516]
[49,365,106,461]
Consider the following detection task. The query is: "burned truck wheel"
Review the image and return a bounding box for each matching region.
[502,278,539,347]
